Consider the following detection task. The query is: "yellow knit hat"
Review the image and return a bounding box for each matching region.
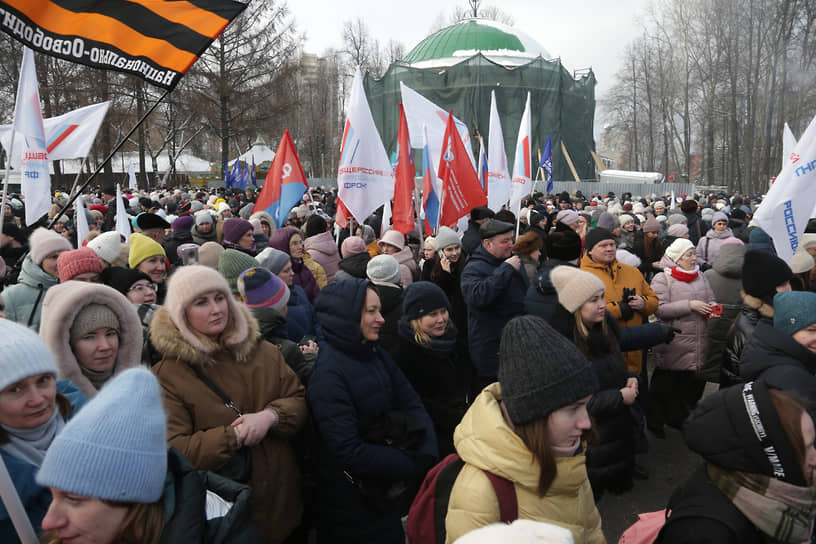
[128,233,166,268]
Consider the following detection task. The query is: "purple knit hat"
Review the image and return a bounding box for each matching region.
[171,215,195,232]
[237,267,290,312]
[222,218,253,244]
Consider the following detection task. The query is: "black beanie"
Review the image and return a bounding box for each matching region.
[401,281,451,321]
[99,266,153,296]
[584,227,616,253]
[305,214,327,238]
[499,316,598,425]
[742,250,792,299]
[547,230,582,262]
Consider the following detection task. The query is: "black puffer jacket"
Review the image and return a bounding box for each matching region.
[524,259,575,320]
[333,252,370,281]
[549,305,637,495]
[722,294,773,386]
[426,254,468,339]
[375,283,403,358]
[163,229,195,266]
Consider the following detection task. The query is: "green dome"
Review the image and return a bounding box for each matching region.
[403,19,550,68]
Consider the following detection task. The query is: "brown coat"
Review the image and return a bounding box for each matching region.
[581,252,659,373]
[150,304,307,542]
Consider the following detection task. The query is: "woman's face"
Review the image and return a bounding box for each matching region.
[197,221,213,233]
[713,220,728,232]
[276,261,294,286]
[360,289,385,342]
[579,289,606,324]
[136,255,166,283]
[645,231,658,240]
[676,248,696,270]
[126,279,157,305]
[622,221,635,232]
[238,229,255,249]
[418,308,449,338]
[548,395,592,457]
[41,251,62,278]
[185,290,229,337]
[792,324,816,354]
[800,411,816,485]
[381,243,399,256]
[72,328,119,373]
[261,222,271,237]
[422,244,435,261]
[289,234,304,259]
[42,489,128,544]
[0,373,57,429]
[442,244,461,263]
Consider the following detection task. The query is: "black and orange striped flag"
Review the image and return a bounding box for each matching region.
[0,0,247,90]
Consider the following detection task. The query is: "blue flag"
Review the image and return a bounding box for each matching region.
[228,159,241,189]
[251,155,258,188]
[539,135,553,193]
[237,161,249,190]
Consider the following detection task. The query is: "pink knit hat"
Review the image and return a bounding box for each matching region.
[378,229,405,251]
[341,236,368,258]
[57,248,104,283]
[29,227,72,265]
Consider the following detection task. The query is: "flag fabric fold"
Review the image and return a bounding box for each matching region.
[508,92,532,215]
[254,129,309,228]
[436,111,487,227]
[127,161,138,190]
[487,90,511,212]
[478,137,488,192]
[115,184,130,240]
[392,103,416,235]
[74,194,89,245]
[337,67,394,224]
[422,125,442,232]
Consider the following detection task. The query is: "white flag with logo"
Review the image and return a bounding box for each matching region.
[12,48,51,226]
[75,194,89,245]
[400,82,474,168]
[753,113,816,264]
[508,92,532,215]
[337,67,394,224]
[782,123,797,172]
[487,90,511,212]
[128,162,138,190]
[115,184,131,240]
[0,101,110,164]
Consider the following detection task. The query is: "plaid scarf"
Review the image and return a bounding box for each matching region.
[708,463,816,543]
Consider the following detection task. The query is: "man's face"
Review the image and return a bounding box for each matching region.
[484,232,514,259]
[588,239,617,264]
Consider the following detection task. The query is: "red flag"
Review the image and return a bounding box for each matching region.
[253,130,308,227]
[335,197,350,229]
[393,103,416,234]
[437,112,487,227]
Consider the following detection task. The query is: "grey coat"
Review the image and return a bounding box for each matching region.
[702,243,745,381]
[650,268,715,372]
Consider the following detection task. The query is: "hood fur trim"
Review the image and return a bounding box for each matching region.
[741,291,774,318]
[150,303,260,367]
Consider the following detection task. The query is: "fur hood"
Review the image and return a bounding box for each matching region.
[150,302,261,367]
[39,281,143,398]
[741,291,774,318]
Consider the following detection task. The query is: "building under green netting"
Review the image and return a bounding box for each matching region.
[364,18,596,182]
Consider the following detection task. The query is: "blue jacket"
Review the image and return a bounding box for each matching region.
[0,380,87,541]
[461,246,529,377]
[308,279,437,543]
[286,283,321,343]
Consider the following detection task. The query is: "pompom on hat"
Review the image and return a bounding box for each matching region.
[549,266,605,313]
[238,267,290,312]
[29,227,72,266]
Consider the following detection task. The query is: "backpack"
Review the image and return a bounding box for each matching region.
[406,453,517,544]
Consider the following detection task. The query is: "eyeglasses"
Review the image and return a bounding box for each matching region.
[128,283,158,293]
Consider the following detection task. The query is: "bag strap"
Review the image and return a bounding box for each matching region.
[704,238,710,262]
[190,367,242,417]
[482,470,517,523]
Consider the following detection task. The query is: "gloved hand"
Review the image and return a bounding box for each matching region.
[618,300,634,321]
[661,325,682,343]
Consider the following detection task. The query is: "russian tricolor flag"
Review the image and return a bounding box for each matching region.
[422,125,442,232]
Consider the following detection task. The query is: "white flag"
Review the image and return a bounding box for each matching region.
[128,162,138,190]
[13,48,51,226]
[0,101,110,164]
[487,90,511,212]
[400,82,474,168]
[670,190,676,210]
[508,92,532,215]
[381,199,392,237]
[782,123,797,172]
[753,113,816,264]
[337,68,394,224]
[115,184,131,241]
[75,194,89,246]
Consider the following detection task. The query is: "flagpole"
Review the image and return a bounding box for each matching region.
[48,88,171,228]
[0,46,27,238]
[69,162,84,198]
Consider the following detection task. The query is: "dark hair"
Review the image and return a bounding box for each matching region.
[573,311,616,357]
[514,418,557,496]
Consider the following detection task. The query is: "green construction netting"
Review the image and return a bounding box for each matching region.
[364,53,596,182]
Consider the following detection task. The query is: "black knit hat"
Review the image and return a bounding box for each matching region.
[547,230,582,262]
[499,316,598,425]
[305,214,327,238]
[402,281,451,321]
[99,266,153,296]
[584,227,616,252]
[742,250,792,299]
[470,206,495,221]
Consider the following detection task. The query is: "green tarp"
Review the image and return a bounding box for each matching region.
[364,53,596,182]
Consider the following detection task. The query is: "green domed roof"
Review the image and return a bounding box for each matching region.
[403,19,550,67]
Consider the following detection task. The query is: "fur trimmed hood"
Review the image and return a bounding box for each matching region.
[39,281,143,398]
[150,303,261,367]
[741,291,774,318]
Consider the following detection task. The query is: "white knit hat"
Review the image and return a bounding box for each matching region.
[665,238,695,263]
[367,254,402,285]
[87,231,125,265]
[0,319,58,392]
[549,266,605,313]
[28,227,72,265]
[790,250,815,275]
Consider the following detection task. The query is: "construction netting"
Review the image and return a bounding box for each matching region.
[364,53,596,182]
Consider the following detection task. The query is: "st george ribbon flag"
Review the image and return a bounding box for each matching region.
[436,112,487,227]
[753,113,816,264]
[392,103,416,235]
[508,92,532,215]
[0,0,247,90]
[0,101,109,165]
[12,47,51,226]
[255,130,309,228]
[487,90,511,212]
[337,67,394,224]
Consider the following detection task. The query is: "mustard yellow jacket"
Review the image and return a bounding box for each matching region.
[445,383,605,544]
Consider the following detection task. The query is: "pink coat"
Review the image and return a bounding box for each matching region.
[650,268,715,372]
[304,231,341,282]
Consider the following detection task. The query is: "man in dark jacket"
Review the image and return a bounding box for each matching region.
[461,219,528,389]
[460,206,494,255]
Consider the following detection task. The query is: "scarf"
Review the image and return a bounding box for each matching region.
[396,319,457,354]
[0,407,65,466]
[708,463,816,543]
[81,364,115,391]
[670,265,699,283]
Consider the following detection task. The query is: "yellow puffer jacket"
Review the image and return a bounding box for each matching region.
[303,251,327,288]
[445,383,605,544]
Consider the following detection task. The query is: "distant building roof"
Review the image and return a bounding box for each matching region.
[235,135,275,164]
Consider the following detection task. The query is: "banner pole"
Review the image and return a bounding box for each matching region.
[0,47,25,238]
[48,88,171,228]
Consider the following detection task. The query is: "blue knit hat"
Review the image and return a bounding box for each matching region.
[773,291,816,336]
[0,319,58,392]
[36,368,167,503]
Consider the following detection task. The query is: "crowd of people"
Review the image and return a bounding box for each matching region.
[1,184,816,543]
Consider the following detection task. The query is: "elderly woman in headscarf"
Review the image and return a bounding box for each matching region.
[268,226,323,301]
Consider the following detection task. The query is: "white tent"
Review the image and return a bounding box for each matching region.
[52,151,213,175]
[233,135,275,165]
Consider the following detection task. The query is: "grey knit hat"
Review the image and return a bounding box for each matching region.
[70,304,120,343]
[499,316,598,425]
[367,254,401,285]
[434,226,460,250]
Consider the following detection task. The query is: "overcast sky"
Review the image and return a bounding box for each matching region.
[291,0,653,99]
